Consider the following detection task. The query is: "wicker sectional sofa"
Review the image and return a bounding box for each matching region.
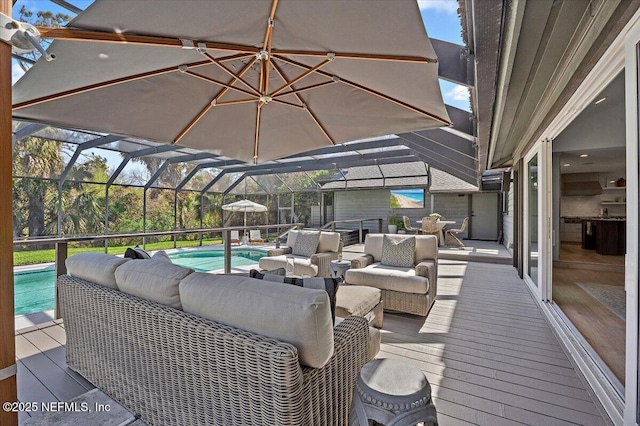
[345,234,438,316]
[59,253,374,426]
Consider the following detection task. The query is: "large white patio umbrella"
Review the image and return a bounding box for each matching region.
[222,199,268,235]
[12,0,450,164]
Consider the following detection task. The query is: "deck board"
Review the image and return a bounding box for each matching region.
[378,259,609,425]
[13,254,610,425]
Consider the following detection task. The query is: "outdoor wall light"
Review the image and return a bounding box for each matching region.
[580,154,588,158]
[563,163,571,167]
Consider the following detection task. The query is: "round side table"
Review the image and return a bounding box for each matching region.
[330,259,351,282]
[350,358,438,426]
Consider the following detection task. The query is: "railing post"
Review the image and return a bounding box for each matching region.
[224,230,231,273]
[378,218,383,233]
[332,222,336,232]
[55,242,68,320]
[359,221,363,243]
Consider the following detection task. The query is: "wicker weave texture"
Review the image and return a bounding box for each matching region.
[380,288,436,317]
[58,275,370,425]
[310,251,340,277]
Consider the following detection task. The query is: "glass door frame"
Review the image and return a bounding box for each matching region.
[623,20,640,425]
[522,140,552,301]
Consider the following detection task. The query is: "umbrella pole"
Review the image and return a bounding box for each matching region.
[0,0,18,422]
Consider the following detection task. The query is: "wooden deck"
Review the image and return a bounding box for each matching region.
[14,258,611,425]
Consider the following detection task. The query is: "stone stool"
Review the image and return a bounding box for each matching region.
[350,358,438,426]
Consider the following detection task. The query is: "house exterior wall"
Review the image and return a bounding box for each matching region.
[334,190,471,239]
[503,171,515,254]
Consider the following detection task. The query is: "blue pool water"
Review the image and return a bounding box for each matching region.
[14,249,266,315]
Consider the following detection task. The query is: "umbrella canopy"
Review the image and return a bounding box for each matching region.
[222,199,268,213]
[222,199,268,233]
[12,0,450,164]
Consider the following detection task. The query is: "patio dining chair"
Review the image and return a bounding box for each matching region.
[403,216,420,234]
[249,230,265,245]
[420,216,440,244]
[444,217,469,248]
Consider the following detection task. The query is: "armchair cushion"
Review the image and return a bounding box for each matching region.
[317,231,341,253]
[258,254,319,277]
[266,246,292,257]
[345,265,429,294]
[381,235,415,268]
[351,254,374,269]
[292,230,320,257]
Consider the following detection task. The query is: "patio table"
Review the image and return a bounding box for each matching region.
[416,220,456,246]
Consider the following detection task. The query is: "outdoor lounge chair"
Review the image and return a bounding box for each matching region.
[228,230,241,245]
[403,216,420,234]
[249,229,265,245]
[445,217,468,248]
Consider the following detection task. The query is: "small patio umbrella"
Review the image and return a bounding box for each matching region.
[222,199,268,235]
[12,0,450,164]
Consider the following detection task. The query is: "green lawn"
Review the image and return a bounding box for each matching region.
[13,238,223,266]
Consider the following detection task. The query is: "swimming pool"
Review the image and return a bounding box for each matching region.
[13,249,266,315]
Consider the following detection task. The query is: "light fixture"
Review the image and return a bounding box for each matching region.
[595,97,607,105]
[579,154,588,158]
[563,163,570,167]
[610,180,616,184]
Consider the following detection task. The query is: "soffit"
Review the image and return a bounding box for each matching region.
[488,0,638,167]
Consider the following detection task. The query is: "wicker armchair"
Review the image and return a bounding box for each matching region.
[346,234,438,316]
[59,274,371,426]
[259,230,342,277]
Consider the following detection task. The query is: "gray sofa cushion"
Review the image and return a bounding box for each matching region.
[115,259,193,309]
[250,269,339,322]
[381,235,415,267]
[179,273,334,368]
[66,253,129,289]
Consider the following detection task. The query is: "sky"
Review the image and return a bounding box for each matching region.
[11,0,469,176]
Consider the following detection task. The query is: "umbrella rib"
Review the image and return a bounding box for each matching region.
[203,53,261,96]
[270,99,306,109]
[36,27,260,54]
[272,80,337,98]
[184,70,259,98]
[174,59,261,145]
[173,103,213,144]
[13,59,212,110]
[216,98,259,106]
[270,58,332,96]
[271,49,437,63]
[213,57,258,104]
[274,55,451,126]
[270,61,335,145]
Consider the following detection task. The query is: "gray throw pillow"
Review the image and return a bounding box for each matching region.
[381,235,415,268]
[292,230,321,257]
